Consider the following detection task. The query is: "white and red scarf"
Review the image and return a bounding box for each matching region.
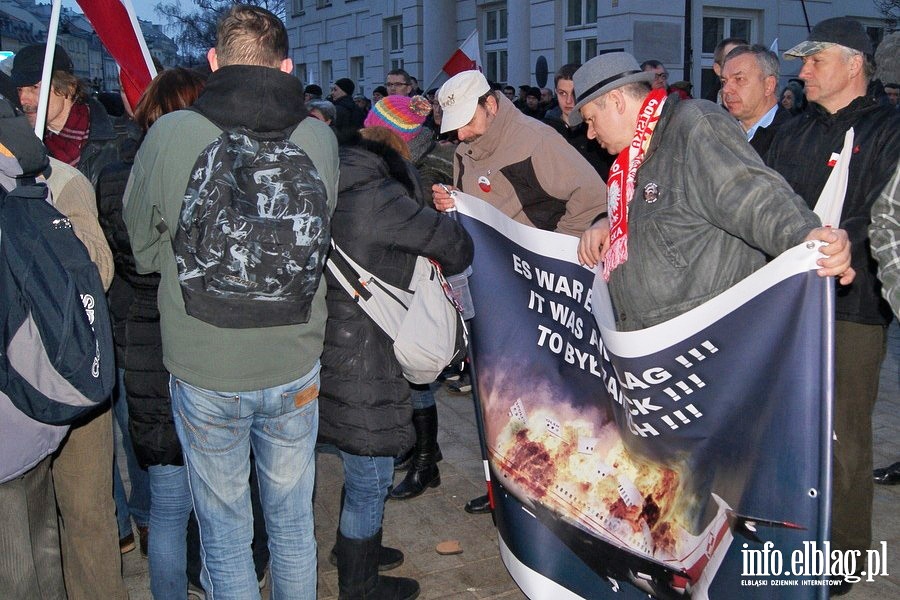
[602,88,667,282]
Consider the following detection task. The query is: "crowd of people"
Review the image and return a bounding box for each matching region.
[0,4,897,600]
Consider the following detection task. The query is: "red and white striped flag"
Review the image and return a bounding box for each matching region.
[442,30,481,77]
[75,0,157,109]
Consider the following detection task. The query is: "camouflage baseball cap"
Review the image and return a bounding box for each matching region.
[784,17,874,59]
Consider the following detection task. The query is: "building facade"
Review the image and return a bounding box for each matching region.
[286,0,892,99]
[1,0,177,92]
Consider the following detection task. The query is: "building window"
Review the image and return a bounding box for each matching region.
[700,9,759,99]
[388,19,403,52]
[296,63,307,84]
[291,0,304,16]
[485,6,507,43]
[316,0,331,8]
[567,37,597,64]
[321,60,332,91]
[567,0,597,28]
[350,56,364,93]
[701,16,752,54]
[385,17,404,74]
[485,50,507,85]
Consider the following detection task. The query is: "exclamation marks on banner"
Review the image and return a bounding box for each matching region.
[664,340,714,401]
[660,404,703,430]
[674,340,718,368]
[662,377,706,401]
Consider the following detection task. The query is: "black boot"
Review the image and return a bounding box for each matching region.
[335,529,420,600]
[329,486,404,571]
[394,443,443,471]
[390,406,441,500]
[329,540,404,572]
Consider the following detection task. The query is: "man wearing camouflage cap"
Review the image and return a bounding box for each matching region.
[765,19,900,590]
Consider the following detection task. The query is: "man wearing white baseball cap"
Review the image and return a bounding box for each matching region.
[432,69,606,238]
[432,69,606,515]
[573,51,854,332]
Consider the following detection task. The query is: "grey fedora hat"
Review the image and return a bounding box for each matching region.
[570,52,656,126]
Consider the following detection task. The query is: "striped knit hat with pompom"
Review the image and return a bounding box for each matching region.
[363,94,432,141]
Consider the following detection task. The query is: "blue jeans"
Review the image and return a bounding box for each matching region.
[409,382,436,410]
[339,452,394,539]
[171,364,319,600]
[113,368,151,536]
[148,464,192,599]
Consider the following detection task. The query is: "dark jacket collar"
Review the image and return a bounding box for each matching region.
[87,97,116,142]
[808,95,881,125]
[191,65,308,133]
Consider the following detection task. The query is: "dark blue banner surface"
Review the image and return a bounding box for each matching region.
[455,193,834,600]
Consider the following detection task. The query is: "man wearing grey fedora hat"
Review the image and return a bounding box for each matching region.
[764,19,900,589]
[572,51,854,333]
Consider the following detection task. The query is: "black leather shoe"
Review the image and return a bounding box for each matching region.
[873,461,900,485]
[464,494,491,514]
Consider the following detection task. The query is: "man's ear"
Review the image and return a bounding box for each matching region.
[279,58,293,75]
[486,93,500,116]
[765,75,778,97]
[207,48,219,72]
[848,53,864,79]
[612,89,627,114]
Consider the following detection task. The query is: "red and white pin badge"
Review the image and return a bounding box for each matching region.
[478,175,491,193]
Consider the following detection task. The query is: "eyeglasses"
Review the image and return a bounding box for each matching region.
[385,82,408,89]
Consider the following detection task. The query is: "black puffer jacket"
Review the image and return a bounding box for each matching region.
[96,142,181,468]
[318,134,474,456]
[766,96,900,326]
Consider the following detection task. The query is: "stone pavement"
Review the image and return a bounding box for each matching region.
[122,321,899,599]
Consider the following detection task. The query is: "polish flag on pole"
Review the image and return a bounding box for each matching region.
[442,30,481,77]
[75,0,158,110]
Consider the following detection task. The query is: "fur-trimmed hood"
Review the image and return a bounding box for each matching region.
[336,130,424,204]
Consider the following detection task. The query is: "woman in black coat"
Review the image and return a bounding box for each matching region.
[319,119,473,599]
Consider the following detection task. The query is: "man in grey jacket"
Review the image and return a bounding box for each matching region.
[572,51,853,331]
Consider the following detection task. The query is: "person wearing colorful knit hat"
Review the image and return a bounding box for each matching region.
[363,94,431,142]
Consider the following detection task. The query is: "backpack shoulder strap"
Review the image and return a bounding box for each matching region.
[326,241,372,301]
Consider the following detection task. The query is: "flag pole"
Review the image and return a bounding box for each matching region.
[34,0,63,138]
[119,0,158,79]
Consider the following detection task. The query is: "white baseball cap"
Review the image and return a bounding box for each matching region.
[437,70,491,133]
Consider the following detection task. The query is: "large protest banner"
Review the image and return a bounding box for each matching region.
[455,192,837,599]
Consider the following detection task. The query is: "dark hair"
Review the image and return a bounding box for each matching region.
[780,80,808,115]
[554,63,581,86]
[640,59,664,70]
[215,5,288,68]
[714,37,751,67]
[386,68,411,85]
[134,67,207,132]
[477,89,497,107]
